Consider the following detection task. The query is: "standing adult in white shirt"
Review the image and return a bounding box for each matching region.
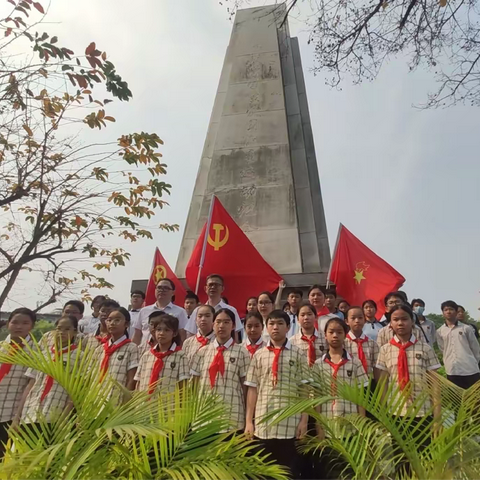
[128,290,145,339]
[184,274,243,341]
[78,295,106,335]
[131,279,188,345]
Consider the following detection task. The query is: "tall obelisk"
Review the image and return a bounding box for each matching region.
[175,5,330,287]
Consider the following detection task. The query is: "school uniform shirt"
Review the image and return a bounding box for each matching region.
[133,303,189,345]
[0,335,33,423]
[290,329,327,366]
[242,337,266,358]
[184,301,243,336]
[345,332,379,376]
[315,350,369,418]
[128,309,141,339]
[287,312,300,338]
[245,340,309,439]
[436,321,480,376]
[22,345,82,423]
[78,314,100,335]
[190,338,250,431]
[362,320,383,343]
[377,324,423,348]
[317,314,341,334]
[417,317,436,346]
[376,335,441,417]
[182,331,216,366]
[134,342,189,394]
[138,336,156,359]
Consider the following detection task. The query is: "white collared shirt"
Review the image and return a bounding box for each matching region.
[393,334,417,344]
[78,314,100,335]
[128,309,141,339]
[346,331,368,341]
[243,336,265,347]
[108,334,128,347]
[185,300,243,335]
[5,334,32,344]
[133,302,188,345]
[287,312,299,338]
[417,317,436,345]
[317,313,340,333]
[213,337,234,349]
[265,338,292,350]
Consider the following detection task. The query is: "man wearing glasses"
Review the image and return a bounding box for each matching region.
[184,274,243,342]
[131,279,188,345]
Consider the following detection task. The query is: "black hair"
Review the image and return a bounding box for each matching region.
[56,314,79,330]
[337,299,350,307]
[148,310,166,322]
[288,289,303,298]
[131,290,146,300]
[324,317,348,335]
[221,296,229,304]
[8,307,37,325]
[411,298,425,308]
[298,302,317,317]
[389,304,414,320]
[457,305,465,311]
[266,310,291,327]
[324,288,337,298]
[258,291,275,304]
[345,306,364,320]
[362,299,377,311]
[197,304,215,316]
[282,301,291,310]
[63,300,85,314]
[441,300,458,312]
[384,292,404,306]
[397,291,408,302]
[100,299,120,310]
[92,295,107,306]
[185,291,200,303]
[214,308,236,338]
[245,311,264,326]
[246,296,258,306]
[156,278,175,290]
[308,284,325,296]
[109,307,131,325]
[206,273,224,285]
[151,314,182,346]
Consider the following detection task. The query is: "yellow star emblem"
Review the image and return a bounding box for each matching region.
[353,269,366,285]
[154,265,167,283]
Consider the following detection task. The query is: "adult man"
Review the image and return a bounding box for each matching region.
[184,291,200,319]
[128,290,145,338]
[78,295,105,334]
[132,279,188,345]
[184,274,243,340]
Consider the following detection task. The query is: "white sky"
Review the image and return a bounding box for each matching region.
[3,0,480,318]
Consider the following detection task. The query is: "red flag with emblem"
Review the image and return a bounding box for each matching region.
[185,196,282,313]
[329,224,405,317]
[145,248,188,306]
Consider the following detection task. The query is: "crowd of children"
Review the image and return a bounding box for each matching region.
[1,273,479,478]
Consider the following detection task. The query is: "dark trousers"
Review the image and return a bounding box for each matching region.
[0,421,12,459]
[256,437,299,479]
[447,373,480,389]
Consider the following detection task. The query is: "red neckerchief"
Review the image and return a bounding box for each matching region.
[314,306,331,329]
[95,334,110,345]
[196,334,210,348]
[0,341,23,382]
[246,341,262,357]
[347,332,369,374]
[324,352,349,396]
[148,345,181,394]
[99,338,131,380]
[41,344,78,402]
[300,332,317,366]
[266,343,286,387]
[209,344,231,388]
[390,337,416,390]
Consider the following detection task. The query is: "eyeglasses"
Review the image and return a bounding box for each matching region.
[207,282,223,288]
[156,286,173,292]
[387,300,402,307]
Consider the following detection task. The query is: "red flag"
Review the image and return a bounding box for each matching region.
[185,196,282,313]
[329,224,405,317]
[145,248,188,306]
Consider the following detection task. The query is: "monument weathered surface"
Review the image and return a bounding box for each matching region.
[175,4,330,287]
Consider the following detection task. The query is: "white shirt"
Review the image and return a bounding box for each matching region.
[78,315,100,335]
[133,302,189,345]
[128,309,141,339]
[362,320,383,342]
[436,321,480,376]
[185,300,243,335]
[317,313,339,334]
[287,311,300,338]
[417,317,436,346]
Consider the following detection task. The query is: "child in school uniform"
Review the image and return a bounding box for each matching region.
[190,308,250,433]
[138,310,164,358]
[182,304,216,365]
[135,313,189,394]
[242,311,266,357]
[362,300,383,343]
[0,308,36,458]
[290,303,328,367]
[245,310,309,478]
[83,299,120,352]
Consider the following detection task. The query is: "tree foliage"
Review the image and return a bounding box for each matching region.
[0,0,178,310]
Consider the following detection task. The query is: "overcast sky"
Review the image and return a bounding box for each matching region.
[4,0,480,317]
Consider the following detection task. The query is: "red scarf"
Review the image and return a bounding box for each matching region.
[148,345,181,393]
[301,333,317,366]
[209,345,227,388]
[41,344,77,402]
[0,342,22,383]
[196,334,209,348]
[324,355,349,396]
[390,337,416,390]
[99,338,131,380]
[95,334,110,345]
[266,345,285,387]
[347,332,369,373]
[314,306,331,329]
[246,341,262,357]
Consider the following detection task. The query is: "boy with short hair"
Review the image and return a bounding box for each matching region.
[184,291,199,319]
[411,298,436,346]
[245,310,309,478]
[78,295,106,335]
[436,300,480,389]
[324,289,343,320]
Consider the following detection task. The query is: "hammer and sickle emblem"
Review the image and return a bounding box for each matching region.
[154,265,167,283]
[207,223,229,251]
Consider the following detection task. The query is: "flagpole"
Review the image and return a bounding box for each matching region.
[195,195,215,294]
[326,223,342,289]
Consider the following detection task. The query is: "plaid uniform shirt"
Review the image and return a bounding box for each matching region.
[0,335,33,423]
[315,350,369,418]
[345,332,379,376]
[242,337,266,357]
[182,331,215,366]
[190,338,250,431]
[376,334,441,416]
[40,330,87,350]
[377,324,423,347]
[134,342,189,393]
[22,346,82,423]
[290,329,327,365]
[245,340,309,439]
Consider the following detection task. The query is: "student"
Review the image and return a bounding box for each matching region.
[245,310,309,478]
[0,308,36,458]
[324,289,344,320]
[344,306,379,377]
[275,281,303,337]
[182,305,216,365]
[135,314,189,394]
[84,299,120,352]
[411,298,436,345]
[257,291,275,334]
[457,305,479,339]
[138,310,165,358]
[184,274,243,340]
[78,295,106,335]
[16,315,81,429]
[291,303,327,366]
[184,291,200,319]
[308,285,336,332]
[246,297,258,314]
[97,307,139,394]
[190,309,250,433]
[129,290,146,338]
[436,300,480,389]
[337,300,350,316]
[362,300,383,342]
[132,278,188,345]
[242,311,265,357]
[62,300,85,321]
